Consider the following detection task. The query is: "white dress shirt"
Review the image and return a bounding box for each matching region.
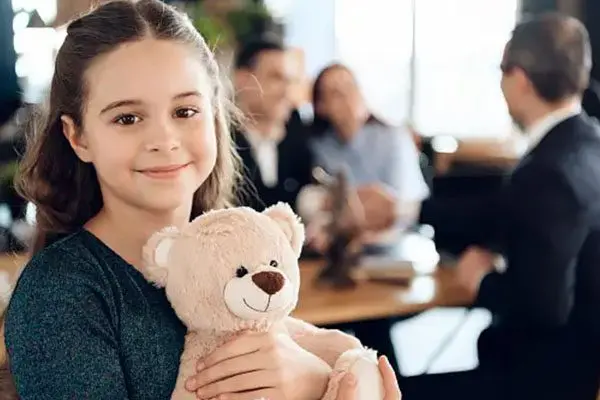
[243,130,283,188]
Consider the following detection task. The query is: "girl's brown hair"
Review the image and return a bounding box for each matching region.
[16,0,240,255]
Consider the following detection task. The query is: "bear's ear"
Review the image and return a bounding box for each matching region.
[141,226,180,287]
[263,202,305,258]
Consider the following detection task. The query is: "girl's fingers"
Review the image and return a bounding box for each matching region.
[379,356,402,400]
[336,373,357,400]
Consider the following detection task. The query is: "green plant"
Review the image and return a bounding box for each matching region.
[188,1,276,49]
[0,162,17,188]
[188,3,233,49]
[226,2,274,44]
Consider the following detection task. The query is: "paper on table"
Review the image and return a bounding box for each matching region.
[358,233,440,280]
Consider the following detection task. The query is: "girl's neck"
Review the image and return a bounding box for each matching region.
[85,198,191,269]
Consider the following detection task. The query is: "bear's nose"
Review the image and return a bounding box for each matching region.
[252,271,285,295]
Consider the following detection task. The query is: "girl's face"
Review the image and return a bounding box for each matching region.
[63,38,217,215]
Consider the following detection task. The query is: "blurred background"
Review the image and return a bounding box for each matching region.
[1,0,596,254]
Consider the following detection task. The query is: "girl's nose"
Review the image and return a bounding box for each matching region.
[145,122,181,152]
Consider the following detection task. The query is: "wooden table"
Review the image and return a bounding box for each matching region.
[293,259,471,326]
[0,254,471,325]
[0,254,25,294]
[0,253,24,365]
[0,253,469,374]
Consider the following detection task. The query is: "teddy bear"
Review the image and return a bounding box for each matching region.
[141,202,385,400]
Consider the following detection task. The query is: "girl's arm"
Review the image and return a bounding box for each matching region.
[4,256,129,400]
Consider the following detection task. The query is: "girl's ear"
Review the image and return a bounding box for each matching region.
[61,115,92,163]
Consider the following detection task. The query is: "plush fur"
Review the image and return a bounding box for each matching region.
[141,203,384,399]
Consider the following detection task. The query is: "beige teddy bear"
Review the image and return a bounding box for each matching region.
[141,203,384,400]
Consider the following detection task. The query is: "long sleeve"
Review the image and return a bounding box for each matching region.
[476,165,588,328]
[382,128,430,203]
[419,192,504,251]
[4,254,129,400]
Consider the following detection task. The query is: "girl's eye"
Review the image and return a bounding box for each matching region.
[114,114,141,125]
[174,108,199,119]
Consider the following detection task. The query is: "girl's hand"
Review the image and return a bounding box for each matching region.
[185,331,331,400]
[336,356,402,400]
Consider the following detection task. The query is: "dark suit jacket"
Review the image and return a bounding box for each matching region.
[472,113,600,397]
[423,113,600,397]
[234,118,314,212]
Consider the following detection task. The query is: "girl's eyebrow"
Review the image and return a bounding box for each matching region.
[100,99,143,115]
[99,91,203,115]
[173,91,202,100]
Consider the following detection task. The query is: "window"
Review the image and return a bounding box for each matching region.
[413,0,519,137]
[335,0,414,125]
[275,0,520,138]
[11,0,60,103]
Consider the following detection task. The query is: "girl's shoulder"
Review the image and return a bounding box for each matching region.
[21,230,105,281]
[7,230,125,317]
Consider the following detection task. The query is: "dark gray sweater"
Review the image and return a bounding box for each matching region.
[4,230,186,399]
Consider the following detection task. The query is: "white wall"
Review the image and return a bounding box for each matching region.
[270,0,337,78]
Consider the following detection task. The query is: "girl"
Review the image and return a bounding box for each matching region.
[3,1,400,399]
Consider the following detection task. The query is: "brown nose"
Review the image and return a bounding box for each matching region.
[252,271,285,295]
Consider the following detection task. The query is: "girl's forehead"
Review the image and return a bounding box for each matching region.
[84,39,212,109]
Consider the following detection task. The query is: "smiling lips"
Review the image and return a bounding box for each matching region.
[137,163,191,179]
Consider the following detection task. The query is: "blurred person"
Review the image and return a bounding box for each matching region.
[233,38,314,212]
[299,64,429,249]
[402,13,600,400]
[0,0,21,126]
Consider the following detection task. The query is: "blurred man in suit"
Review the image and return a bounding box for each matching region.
[402,13,600,400]
[232,38,315,212]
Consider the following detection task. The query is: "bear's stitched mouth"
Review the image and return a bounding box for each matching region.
[243,297,271,313]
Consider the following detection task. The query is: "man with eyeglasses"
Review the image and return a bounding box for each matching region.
[402,12,600,400]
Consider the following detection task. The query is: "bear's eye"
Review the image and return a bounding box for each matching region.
[269,260,279,268]
[236,266,249,278]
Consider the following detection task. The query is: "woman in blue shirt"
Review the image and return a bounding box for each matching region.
[300,64,430,247]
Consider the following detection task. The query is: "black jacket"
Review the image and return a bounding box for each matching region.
[422,113,600,397]
[234,118,314,212]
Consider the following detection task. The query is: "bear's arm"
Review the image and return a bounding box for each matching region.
[280,317,364,367]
